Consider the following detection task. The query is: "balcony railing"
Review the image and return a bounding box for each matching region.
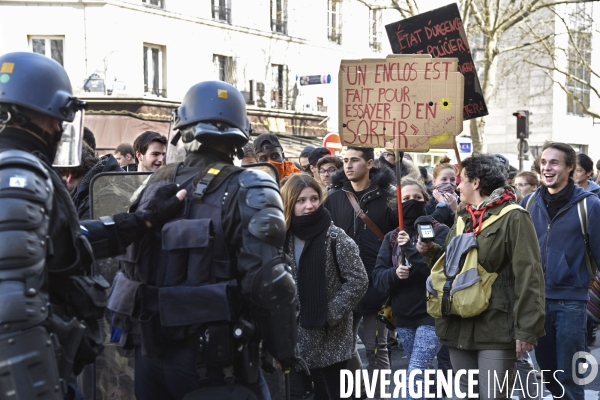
[271,18,288,35]
[328,31,341,45]
[212,6,231,24]
[370,41,382,52]
[144,86,167,98]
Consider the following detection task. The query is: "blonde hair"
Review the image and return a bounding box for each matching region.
[515,171,539,187]
[280,174,323,230]
[433,156,457,180]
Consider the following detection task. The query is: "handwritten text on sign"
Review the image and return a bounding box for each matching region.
[338,55,464,151]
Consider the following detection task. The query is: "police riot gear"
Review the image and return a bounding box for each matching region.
[0,149,63,399]
[108,79,297,398]
[0,52,80,122]
[0,51,184,400]
[0,52,86,167]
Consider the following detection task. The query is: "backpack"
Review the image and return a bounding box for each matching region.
[426,204,521,319]
[525,194,598,281]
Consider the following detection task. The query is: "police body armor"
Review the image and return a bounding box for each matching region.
[0,149,111,399]
[109,161,296,383]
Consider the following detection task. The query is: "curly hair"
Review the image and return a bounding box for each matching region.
[461,153,506,197]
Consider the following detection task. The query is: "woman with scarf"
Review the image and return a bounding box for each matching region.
[372,178,449,399]
[425,156,459,227]
[422,153,545,400]
[280,174,368,400]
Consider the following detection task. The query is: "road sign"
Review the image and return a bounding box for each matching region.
[323,133,342,156]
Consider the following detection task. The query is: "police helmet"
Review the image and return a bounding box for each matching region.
[173,81,249,147]
[0,52,83,122]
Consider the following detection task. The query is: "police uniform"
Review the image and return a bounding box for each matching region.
[108,81,297,400]
[0,52,184,400]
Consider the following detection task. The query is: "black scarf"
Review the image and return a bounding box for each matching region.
[290,206,332,328]
[540,179,575,220]
[401,199,426,237]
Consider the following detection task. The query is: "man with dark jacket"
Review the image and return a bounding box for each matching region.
[324,146,396,398]
[574,153,600,196]
[521,142,600,400]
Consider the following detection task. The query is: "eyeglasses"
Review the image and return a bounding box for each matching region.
[381,152,395,159]
[319,167,338,175]
[301,165,311,172]
[516,183,532,188]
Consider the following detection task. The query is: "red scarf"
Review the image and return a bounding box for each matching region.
[465,188,516,234]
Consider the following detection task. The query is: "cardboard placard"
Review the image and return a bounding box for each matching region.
[338,54,464,151]
[385,3,488,120]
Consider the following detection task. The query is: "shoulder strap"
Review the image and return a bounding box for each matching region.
[345,191,385,240]
[577,198,597,280]
[526,194,535,212]
[192,162,237,202]
[455,204,521,235]
[479,204,522,232]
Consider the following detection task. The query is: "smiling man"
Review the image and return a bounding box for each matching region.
[521,142,600,399]
[133,131,167,172]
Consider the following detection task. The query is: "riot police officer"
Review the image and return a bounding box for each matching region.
[108,80,297,400]
[0,52,186,399]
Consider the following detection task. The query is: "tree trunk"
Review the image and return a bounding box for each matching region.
[470,35,499,153]
[470,118,486,153]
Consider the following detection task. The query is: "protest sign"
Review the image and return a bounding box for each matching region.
[338,54,464,151]
[385,3,488,120]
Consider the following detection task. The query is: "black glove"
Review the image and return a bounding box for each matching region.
[142,183,186,229]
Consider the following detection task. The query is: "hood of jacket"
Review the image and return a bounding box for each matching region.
[585,179,600,193]
[330,166,396,191]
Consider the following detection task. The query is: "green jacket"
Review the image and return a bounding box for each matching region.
[424,201,545,350]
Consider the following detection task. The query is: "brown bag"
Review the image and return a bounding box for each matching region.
[345,192,385,240]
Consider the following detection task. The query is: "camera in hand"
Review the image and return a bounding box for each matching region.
[415,216,435,243]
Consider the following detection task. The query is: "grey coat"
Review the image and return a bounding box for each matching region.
[285,224,368,369]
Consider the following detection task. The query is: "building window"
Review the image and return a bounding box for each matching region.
[142,0,164,8]
[30,36,64,66]
[271,64,288,110]
[212,0,231,24]
[143,44,166,97]
[213,55,235,85]
[369,8,381,51]
[327,0,342,44]
[271,0,287,35]
[566,3,592,117]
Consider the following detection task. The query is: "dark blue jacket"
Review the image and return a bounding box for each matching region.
[521,185,600,301]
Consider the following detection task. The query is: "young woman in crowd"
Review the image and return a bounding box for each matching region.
[514,171,539,197]
[425,156,459,227]
[422,153,545,400]
[280,174,368,400]
[372,178,450,400]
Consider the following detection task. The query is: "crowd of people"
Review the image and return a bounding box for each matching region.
[55,124,600,400]
[2,50,600,400]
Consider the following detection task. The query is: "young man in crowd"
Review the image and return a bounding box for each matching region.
[307,147,331,184]
[253,133,301,181]
[133,131,167,172]
[114,142,138,171]
[316,155,342,191]
[298,145,314,175]
[324,147,396,398]
[521,142,600,399]
[574,153,600,196]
